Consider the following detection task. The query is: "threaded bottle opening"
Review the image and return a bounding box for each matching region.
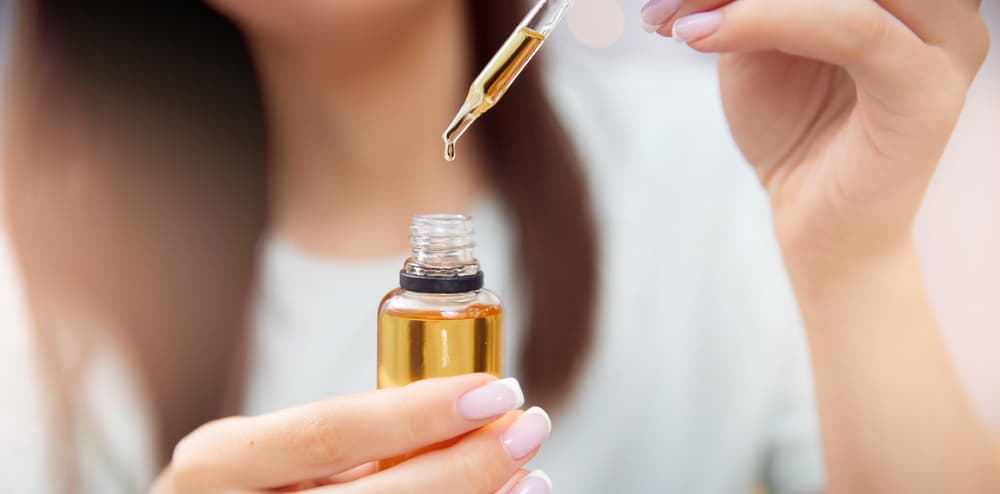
[402,215,482,292]
[408,214,477,268]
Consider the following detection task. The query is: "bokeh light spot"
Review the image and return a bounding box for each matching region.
[567,0,626,49]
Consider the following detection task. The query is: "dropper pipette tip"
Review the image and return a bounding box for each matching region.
[444,140,456,162]
[442,103,479,162]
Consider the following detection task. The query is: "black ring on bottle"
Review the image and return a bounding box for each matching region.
[399,271,484,293]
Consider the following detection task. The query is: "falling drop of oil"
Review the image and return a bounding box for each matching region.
[444,141,456,162]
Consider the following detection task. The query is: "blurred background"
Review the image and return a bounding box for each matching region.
[1,0,998,451]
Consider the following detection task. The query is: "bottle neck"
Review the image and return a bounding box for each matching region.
[401,214,483,293]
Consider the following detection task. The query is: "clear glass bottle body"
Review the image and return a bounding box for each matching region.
[377,214,504,389]
[377,288,504,389]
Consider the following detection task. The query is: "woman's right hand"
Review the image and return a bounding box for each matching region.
[149,374,553,494]
[641,0,990,273]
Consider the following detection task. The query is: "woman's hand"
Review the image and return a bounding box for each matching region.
[150,375,553,493]
[642,2,1000,492]
[642,0,990,273]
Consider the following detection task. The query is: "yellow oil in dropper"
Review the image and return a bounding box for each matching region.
[443,0,573,161]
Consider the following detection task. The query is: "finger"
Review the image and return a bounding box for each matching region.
[148,465,256,494]
[169,375,524,490]
[274,463,378,492]
[873,0,983,46]
[288,464,541,492]
[644,0,990,79]
[640,0,725,34]
[326,463,377,484]
[322,407,553,494]
[874,0,991,78]
[641,0,982,46]
[673,1,936,109]
[496,470,552,494]
[494,469,532,494]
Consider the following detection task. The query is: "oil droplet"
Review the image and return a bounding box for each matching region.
[444,141,456,162]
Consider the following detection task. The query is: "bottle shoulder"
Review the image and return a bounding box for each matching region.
[379,288,503,319]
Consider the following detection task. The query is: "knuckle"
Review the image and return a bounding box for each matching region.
[404,408,434,444]
[456,451,493,493]
[168,418,239,490]
[920,52,971,132]
[452,442,510,493]
[167,451,201,491]
[967,17,991,69]
[294,406,350,467]
[403,402,450,444]
[164,463,201,493]
[844,10,891,61]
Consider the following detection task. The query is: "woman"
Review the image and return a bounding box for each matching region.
[1,0,997,492]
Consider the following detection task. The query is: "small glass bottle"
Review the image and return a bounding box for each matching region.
[377,214,504,469]
[378,214,504,388]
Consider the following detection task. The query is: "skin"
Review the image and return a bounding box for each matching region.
[152,375,537,493]
[149,0,1000,492]
[209,0,486,259]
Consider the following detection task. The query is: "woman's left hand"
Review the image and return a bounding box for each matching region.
[641,0,990,274]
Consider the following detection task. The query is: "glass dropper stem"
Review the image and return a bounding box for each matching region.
[442,0,574,161]
[522,0,575,36]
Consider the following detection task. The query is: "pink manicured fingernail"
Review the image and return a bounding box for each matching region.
[512,470,552,494]
[640,0,682,32]
[502,406,552,459]
[673,11,722,43]
[456,378,524,420]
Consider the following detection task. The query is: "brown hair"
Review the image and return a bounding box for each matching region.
[5,0,597,475]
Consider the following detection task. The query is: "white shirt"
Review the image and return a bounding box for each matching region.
[244,52,825,493]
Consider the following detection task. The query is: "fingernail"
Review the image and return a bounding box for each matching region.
[640,0,682,33]
[672,11,722,43]
[512,470,553,494]
[457,378,524,420]
[502,406,552,460]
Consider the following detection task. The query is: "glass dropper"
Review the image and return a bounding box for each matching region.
[442,0,575,161]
